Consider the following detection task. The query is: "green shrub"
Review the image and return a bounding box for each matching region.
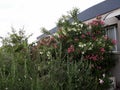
[0,8,116,90]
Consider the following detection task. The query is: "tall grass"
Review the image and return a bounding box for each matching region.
[0,43,111,90]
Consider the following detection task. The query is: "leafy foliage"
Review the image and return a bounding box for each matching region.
[0,8,116,90]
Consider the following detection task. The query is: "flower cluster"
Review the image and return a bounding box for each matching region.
[99,79,104,84]
[100,48,105,53]
[67,45,75,53]
[112,39,117,45]
[89,18,104,26]
[85,54,104,61]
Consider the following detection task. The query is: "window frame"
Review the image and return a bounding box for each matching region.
[105,24,118,52]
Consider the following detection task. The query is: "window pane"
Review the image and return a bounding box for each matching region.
[107,28,115,39]
[106,26,117,51]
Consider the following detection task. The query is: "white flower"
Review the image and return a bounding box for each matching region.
[77,28,80,31]
[88,47,92,50]
[34,42,37,46]
[18,78,21,81]
[79,23,83,27]
[62,30,67,35]
[72,22,77,25]
[78,44,81,47]
[24,75,27,79]
[78,42,83,47]
[102,74,105,78]
[68,28,71,31]
[54,33,59,37]
[38,66,40,71]
[74,22,77,25]
[99,79,104,84]
[109,46,113,50]
[5,88,8,90]
[30,77,32,80]
[72,28,77,31]
[83,44,86,47]
[78,44,83,48]
[47,51,51,56]
[47,51,51,59]
[40,52,43,55]
[88,42,92,46]
[82,52,84,54]
[98,41,102,44]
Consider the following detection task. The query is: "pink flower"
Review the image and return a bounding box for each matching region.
[90,19,104,26]
[85,54,98,61]
[97,31,101,34]
[92,36,96,40]
[50,36,55,41]
[112,39,117,45]
[91,20,98,26]
[81,34,86,38]
[74,38,79,42]
[67,48,71,53]
[92,55,98,61]
[90,54,98,61]
[100,48,105,53]
[59,35,64,39]
[99,79,104,84]
[97,66,102,69]
[53,43,57,48]
[67,45,75,53]
[86,32,91,35]
[100,20,105,25]
[91,64,94,68]
[104,35,108,40]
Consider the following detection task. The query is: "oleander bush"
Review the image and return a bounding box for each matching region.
[0,8,116,90]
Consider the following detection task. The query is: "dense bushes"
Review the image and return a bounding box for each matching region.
[0,9,116,90]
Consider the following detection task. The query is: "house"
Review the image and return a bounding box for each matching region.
[37,0,120,87]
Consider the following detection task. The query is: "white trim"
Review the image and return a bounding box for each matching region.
[114,26,117,51]
[105,8,120,19]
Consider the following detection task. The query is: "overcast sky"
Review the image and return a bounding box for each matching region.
[0,0,105,43]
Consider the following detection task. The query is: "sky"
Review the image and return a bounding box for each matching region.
[0,0,105,43]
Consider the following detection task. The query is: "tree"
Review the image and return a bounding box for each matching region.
[1,27,32,53]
